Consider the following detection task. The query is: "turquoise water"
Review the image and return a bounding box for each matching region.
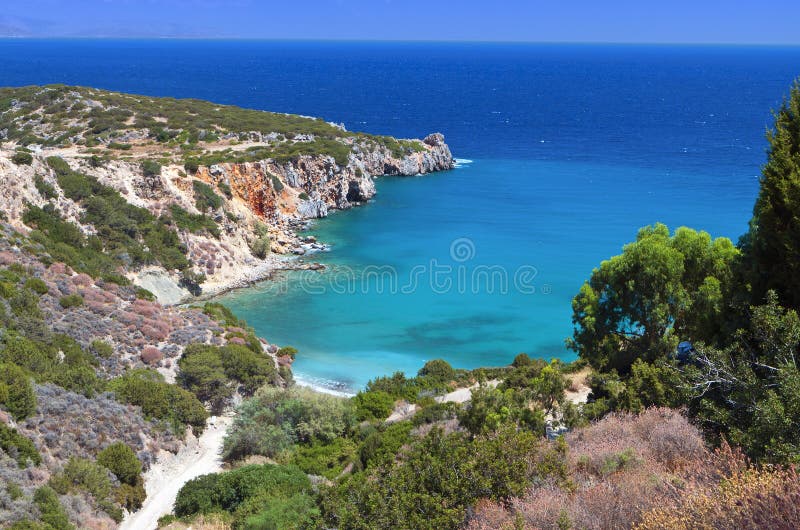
[218,157,757,392]
[5,40,797,392]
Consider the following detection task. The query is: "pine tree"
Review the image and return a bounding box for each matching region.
[747,79,800,307]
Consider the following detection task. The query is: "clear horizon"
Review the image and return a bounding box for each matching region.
[1,0,799,45]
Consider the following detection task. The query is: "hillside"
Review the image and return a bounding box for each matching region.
[0,85,453,303]
[0,86,456,528]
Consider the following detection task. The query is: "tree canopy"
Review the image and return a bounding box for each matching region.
[569,223,737,374]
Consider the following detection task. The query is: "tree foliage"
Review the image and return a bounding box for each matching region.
[570,223,737,374]
[745,79,800,309]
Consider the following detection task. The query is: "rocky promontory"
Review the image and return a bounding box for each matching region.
[0,85,454,303]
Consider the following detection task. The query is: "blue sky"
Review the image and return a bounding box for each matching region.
[0,0,798,44]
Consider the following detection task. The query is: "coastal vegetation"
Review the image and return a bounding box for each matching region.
[0,85,428,168]
[1,77,799,529]
[160,79,800,530]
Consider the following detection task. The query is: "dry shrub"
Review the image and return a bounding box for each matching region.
[227,336,246,346]
[141,346,163,365]
[636,452,800,530]
[71,273,94,287]
[467,408,719,530]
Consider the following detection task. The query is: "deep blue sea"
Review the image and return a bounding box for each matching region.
[3,40,800,392]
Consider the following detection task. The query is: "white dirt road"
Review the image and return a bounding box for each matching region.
[119,415,233,530]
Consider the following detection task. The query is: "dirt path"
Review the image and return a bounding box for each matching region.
[435,380,500,404]
[119,415,233,530]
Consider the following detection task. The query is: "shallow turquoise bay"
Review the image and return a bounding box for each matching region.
[218,157,757,392]
[4,40,786,392]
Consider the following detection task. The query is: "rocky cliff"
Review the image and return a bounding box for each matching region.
[0,85,454,303]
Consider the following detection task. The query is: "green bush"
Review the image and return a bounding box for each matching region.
[250,235,270,259]
[169,204,220,238]
[223,386,355,462]
[0,423,42,468]
[34,486,74,530]
[276,346,297,359]
[418,359,456,382]
[50,457,113,500]
[352,390,395,421]
[269,173,284,192]
[90,339,114,359]
[0,362,37,420]
[358,421,413,470]
[11,150,33,165]
[34,175,57,199]
[290,437,357,479]
[141,159,161,178]
[109,369,208,434]
[218,344,277,394]
[174,464,313,527]
[59,294,84,308]
[193,180,223,212]
[24,277,49,295]
[183,159,200,174]
[134,287,156,301]
[97,442,141,486]
[218,182,232,199]
[177,345,233,414]
[322,426,541,530]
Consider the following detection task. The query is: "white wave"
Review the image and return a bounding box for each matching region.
[293,374,356,397]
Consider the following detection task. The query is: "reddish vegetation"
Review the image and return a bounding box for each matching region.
[141,346,163,366]
[466,409,732,530]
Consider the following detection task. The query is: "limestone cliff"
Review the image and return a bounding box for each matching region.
[0,85,454,303]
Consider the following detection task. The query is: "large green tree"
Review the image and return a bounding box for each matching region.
[745,79,800,308]
[569,223,737,374]
[686,291,800,463]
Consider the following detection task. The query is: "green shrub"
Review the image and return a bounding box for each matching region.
[269,173,284,192]
[290,437,357,479]
[24,277,49,295]
[91,340,114,359]
[183,159,200,174]
[238,493,320,530]
[50,457,113,499]
[11,150,33,165]
[250,236,270,259]
[177,346,233,414]
[0,362,37,420]
[134,287,156,301]
[34,175,57,199]
[218,182,232,198]
[358,421,413,469]
[202,302,246,327]
[174,464,313,525]
[418,359,456,382]
[107,142,132,150]
[0,423,42,468]
[141,160,161,178]
[276,346,297,359]
[223,386,355,462]
[193,180,223,212]
[298,191,309,200]
[323,426,540,530]
[353,390,395,421]
[59,294,84,308]
[169,204,220,238]
[109,369,208,434]
[97,442,142,486]
[34,486,74,530]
